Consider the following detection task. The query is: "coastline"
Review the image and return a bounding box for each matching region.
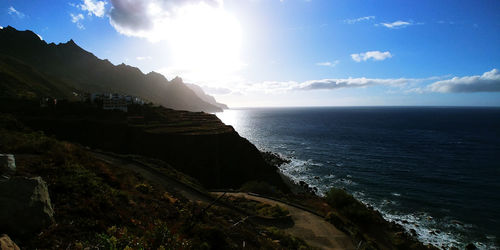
[1,101,491,249]
[273,153,494,250]
[260,150,439,250]
[217,107,499,250]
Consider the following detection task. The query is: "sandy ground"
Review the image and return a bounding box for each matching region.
[219,192,355,250]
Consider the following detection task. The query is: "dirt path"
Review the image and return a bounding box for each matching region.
[89,151,212,203]
[216,192,355,250]
[90,151,354,250]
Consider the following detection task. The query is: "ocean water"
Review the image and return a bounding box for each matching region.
[216,107,500,249]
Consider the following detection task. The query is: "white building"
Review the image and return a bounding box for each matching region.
[102,93,128,112]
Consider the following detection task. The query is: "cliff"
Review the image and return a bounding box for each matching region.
[0,114,307,249]
[0,100,287,190]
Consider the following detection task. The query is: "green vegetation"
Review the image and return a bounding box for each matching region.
[224,196,289,218]
[1,116,188,248]
[325,188,372,223]
[240,181,283,197]
[263,227,312,250]
[322,188,433,250]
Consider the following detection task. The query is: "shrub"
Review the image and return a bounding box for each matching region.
[240,181,279,196]
[325,188,358,209]
[265,227,311,249]
[135,183,153,194]
[257,204,289,218]
[325,188,373,223]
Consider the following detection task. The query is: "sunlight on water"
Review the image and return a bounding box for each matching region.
[216,109,241,129]
[217,107,500,249]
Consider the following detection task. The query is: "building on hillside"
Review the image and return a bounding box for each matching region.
[89,93,145,112]
[102,93,128,112]
[124,95,145,105]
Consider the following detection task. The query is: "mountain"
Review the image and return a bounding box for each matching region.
[0,26,225,112]
[0,55,78,100]
[186,83,229,109]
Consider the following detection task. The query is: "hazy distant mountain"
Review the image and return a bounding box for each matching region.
[0,26,225,112]
[186,83,229,109]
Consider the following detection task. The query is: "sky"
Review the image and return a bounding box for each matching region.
[1,0,500,107]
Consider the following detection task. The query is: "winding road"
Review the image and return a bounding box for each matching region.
[90,151,354,250]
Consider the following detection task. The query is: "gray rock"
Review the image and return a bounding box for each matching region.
[0,154,16,180]
[0,234,20,250]
[0,176,54,238]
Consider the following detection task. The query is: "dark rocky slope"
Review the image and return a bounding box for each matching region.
[1,101,287,190]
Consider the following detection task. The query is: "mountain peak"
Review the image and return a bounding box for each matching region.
[0,26,43,44]
[60,39,80,49]
[171,76,184,85]
[146,71,168,82]
[0,25,225,112]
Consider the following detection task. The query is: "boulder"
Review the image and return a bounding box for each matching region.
[465,243,477,250]
[0,234,20,250]
[0,177,54,238]
[0,154,16,180]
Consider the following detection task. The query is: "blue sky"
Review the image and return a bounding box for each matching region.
[1,0,500,107]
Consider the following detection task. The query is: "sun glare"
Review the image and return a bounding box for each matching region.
[168,3,244,84]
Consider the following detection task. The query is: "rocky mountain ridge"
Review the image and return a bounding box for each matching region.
[0,26,225,112]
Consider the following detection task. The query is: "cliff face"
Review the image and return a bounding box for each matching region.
[0,26,224,112]
[9,103,286,190]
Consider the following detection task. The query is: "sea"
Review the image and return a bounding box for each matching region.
[216,107,500,249]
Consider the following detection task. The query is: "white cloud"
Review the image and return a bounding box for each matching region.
[351,51,392,62]
[200,85,232,95]
[428,69,500,93]
[71,13,85,29]
[108,0,223,42]
[344,16,375,24]
[378,20,411,29]
[250,70,500,94]
[298,77,409,90]
[79,0,107,17]
[7,6,25,18]
[36,34,43,40]
[136,56,152,61]
[240,76,416,94]
[437,20,455,25]
[316,60,339,67]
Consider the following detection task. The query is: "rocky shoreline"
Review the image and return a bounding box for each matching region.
[258,149,484,250]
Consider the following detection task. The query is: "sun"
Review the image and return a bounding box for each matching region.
[167,3,244,84]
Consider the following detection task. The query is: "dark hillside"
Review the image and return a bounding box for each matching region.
[0,26,223,112]
[0,100,287,191]
[0,55,76,100]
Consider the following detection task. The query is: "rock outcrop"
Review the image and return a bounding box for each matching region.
[0,177,54,238]
[0,235,20,250]
[0,154,16,180]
